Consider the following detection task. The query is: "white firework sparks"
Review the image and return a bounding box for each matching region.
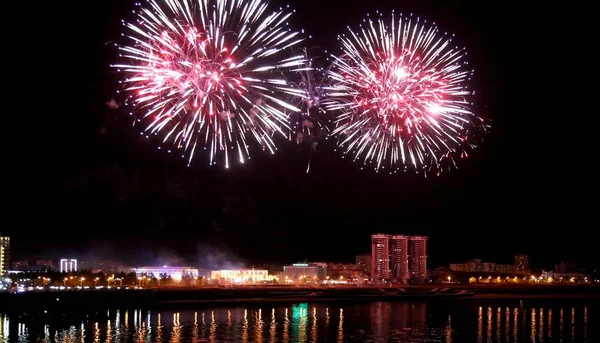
[111,0,308,168]
[322,11,488,175]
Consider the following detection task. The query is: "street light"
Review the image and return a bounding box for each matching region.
[38,276,50,286]
[80,277,85,287]
[63,277,68,287]
[94,277,99,287]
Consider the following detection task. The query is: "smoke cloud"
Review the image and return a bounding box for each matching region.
[105,99,119,109]
[195,243,244,270]
[157,248,185,266]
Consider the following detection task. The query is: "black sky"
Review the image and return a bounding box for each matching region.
[5,1,593,268]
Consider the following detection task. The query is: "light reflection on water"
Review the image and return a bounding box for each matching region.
[0,301,594,343]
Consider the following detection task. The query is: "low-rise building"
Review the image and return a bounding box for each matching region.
[282,263,326,282]
[450,259,515,274]
[210,269,270,283]
[134,266,199,280]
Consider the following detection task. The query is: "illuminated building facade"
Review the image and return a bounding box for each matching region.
[409,236,428,281]
[450,259,515,274]
[370,234,429,283]
[355,254,371,275]
[282,263,326,282]
[0,236,9,276]
[0,245,4,276]
[60,259,78,273]
[133,266,199,280]
[210,269,269,283]
[391,235,409,282]
[371,234,391,282]
[35,260,55,271]
[11,260,28,270]
[555,262,577,274]
[514,254,530,274]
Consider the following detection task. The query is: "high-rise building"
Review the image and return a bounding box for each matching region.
[371,234,391,282]
[370,234,429,283]
[0,245,4,276]
[514,254,530,274]
[409,236,428,281]
[355,254,371,275]
[60,259,78,273]
[390,235,409,282]
[0,236,9,276]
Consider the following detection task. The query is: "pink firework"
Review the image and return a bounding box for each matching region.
[112,0,307,168]
[322,11,489,175]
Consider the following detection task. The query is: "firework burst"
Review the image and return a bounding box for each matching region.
[322,11,489,175]
[112,0,308,167]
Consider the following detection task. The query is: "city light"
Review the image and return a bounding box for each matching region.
[59,259,77,273]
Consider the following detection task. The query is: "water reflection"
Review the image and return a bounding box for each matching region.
[445,314,452,343]
[291,303,308,342]
[270,308,276,343]
[255,309,263,343]
[487,307,492,343]
[155,312,162,343]
[283,308,289,343]
[584,306,588,342]
[209,311,216,343]
[170,313,181,343]
[191,312,198,343]
[311,307,317,343]
[240,309,248,343]
[548,309,552,341]
[337,308,343,343]
[0,302,594,342]
[571,308,576,341]
[106,318,112,343]
[496,307,501,342]
[539,308,544,343]
[92,322,99,343]
[513,308,519,343]
[504,307,510,343]
[478,307,484,343]
[560,308,564,342]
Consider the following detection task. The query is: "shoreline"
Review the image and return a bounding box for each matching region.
[1,285,599,311]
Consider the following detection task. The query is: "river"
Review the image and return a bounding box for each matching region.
[0,299,595,342]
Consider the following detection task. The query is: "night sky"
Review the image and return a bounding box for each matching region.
[5,1,592,268]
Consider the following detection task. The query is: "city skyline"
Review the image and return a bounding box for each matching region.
[4,232,591,275]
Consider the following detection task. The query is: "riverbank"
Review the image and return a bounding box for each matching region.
[1,284,598,311]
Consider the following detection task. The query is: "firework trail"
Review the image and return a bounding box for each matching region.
[286,48,336,173]
[288,48,332,147]
[112,0,308,168]
[322,11,489,175]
